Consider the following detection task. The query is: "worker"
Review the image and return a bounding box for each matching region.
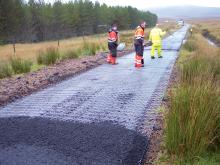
[107,24,119,65]
[149,24,166,59]
[134,21,146,68]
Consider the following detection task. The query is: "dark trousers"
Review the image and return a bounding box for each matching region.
[108,42,117,57]
[134,39,144,64]
[134,39,144,56]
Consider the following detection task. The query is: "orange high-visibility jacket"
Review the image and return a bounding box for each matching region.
[134,26,145,40]
[108,30,118,43]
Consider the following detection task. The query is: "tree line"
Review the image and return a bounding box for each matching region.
[0,0,157,44]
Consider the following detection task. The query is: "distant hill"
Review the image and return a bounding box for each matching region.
[149,6,220,19]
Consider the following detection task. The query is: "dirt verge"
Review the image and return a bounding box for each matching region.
[0,50,133,106]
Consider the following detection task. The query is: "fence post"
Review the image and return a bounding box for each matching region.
[82,31,85,44]
[13,38,16,54]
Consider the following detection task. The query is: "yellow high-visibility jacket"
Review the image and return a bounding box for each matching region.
[149,27,166,45]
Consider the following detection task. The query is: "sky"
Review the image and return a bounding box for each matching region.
[45,0,220,9]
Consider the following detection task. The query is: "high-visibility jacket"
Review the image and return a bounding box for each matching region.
[134,26,145,40]
[108,30,118,43]
[149,27,166,45]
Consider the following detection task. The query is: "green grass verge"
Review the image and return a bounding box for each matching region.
[161,33,220,164]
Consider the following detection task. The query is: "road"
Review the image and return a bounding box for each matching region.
[0,25,189,165]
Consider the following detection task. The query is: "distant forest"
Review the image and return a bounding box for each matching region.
[0,0,157,43]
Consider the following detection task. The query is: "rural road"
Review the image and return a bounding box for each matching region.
[0,25,189,165]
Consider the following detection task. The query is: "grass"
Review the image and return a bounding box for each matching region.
[189,19,220,44]
[0,62,12,79]
[166,83,219,160]
[194,152,220,165]
[9,57,32,74]
[37,47,60,65]
[31,63,45,72]
[183,38,197,52]
[62,49,80,60]
[159,32,220,164]
[81,41,101,56]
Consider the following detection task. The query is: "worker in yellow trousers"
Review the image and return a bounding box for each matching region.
[149,24,166,59]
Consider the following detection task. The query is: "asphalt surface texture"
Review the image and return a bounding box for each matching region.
[0,25,189,165]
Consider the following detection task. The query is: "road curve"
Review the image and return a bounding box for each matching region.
[0,25,189,165]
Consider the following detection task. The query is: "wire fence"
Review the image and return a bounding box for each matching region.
[6,24,110,57]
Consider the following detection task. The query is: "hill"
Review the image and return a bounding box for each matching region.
[149,6,220,19]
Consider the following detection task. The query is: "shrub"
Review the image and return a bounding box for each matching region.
[9,57,32,74]
[37,47,60,65]
[0,62,12,79]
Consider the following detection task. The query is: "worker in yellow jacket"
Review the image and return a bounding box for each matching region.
[149,24,166,59]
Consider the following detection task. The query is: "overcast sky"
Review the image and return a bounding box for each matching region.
[45,0,220,9]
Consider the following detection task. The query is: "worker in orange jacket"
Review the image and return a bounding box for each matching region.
[107,24,119,65]
[134,21,146,68]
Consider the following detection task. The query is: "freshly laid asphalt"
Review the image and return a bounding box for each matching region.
[0,25,189,165]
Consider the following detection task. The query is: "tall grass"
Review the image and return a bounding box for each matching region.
[81,41,100,56]
[183,38,197,52]
[165,34,220,164]
[62,49,80,60]
[61,41,105,60]
[9,57,32,74]
[37,47,60,65]
[166,83,220,160]
[0,62,12,79]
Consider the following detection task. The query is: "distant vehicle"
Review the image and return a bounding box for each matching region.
[177,19,184,26]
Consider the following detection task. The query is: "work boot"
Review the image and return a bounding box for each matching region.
[107,54,112,63]
[158,56,163,58]
[151,56,155,59]
[135,55,142,68]
[134,55,138,67]
[111,57,118,65]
